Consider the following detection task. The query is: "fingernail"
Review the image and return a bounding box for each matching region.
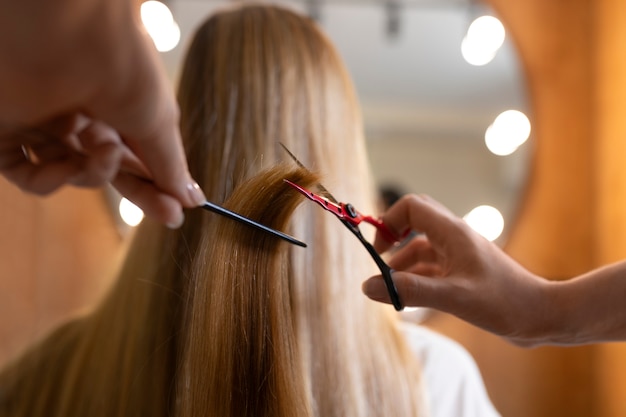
[187,181,206,206]
[362,278,388,301]
[166,211,185,229]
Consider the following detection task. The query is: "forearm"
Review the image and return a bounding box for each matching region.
[0,0,135,60]
[0,0,139,124]
[535,261,626,346]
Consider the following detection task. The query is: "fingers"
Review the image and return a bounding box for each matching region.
[1,117,128,192]
[112,171,184,228]
[374,194,464,253]
[53,114,152,185]
[127,118,206,208]
[68,120,123,187]
[85,120,186,227]
[0,112,192,227]
[362,271,448,310]
[90,27,206,210]
[2,161,81,195]
[385,236,438,271]
[0,1,205,228]
[0,123,80,194]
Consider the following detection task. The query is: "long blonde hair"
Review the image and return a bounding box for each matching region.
[0,3,425,416]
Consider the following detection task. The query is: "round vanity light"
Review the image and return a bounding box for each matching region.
[485,109,531,156]
[461,15,505,66]
[141,1,181,52]
[463,205,504,242]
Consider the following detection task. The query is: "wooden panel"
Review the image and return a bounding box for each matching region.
[427,1,597,416]
[0,178,124,367]
[425,1,626,417]
[490,0,594,278]
[0,179,38,366]
[593,0,626,416]
[594,0,626,265]
[425,312,595,417]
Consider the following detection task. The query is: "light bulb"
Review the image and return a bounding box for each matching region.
[485,109,531,156]
[463,205,504,241]
[140,1,180,52]
[462,15,506,66]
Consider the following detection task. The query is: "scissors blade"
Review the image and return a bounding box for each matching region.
[283,179,346,220]
[278,143,340,204]
[282,180,403,310]
[201,201,307,247]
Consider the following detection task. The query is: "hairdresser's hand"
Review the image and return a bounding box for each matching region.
[362,194,552,346]
[0,0,205,228]
[0,114,201,227]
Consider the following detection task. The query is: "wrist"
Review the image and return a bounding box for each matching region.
[525,278,571,346]
[504,273,558,347]
[522,275,602,346]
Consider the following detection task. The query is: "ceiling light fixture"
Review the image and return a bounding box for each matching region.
[385,0,402,40]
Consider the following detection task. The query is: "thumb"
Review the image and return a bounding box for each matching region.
[362,271,443,309]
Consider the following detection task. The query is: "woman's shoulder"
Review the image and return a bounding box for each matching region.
[399,321,501,417]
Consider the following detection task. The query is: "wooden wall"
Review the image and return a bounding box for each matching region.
[0,179,124,367]
[426,1,626,416]
[590,0,626,415]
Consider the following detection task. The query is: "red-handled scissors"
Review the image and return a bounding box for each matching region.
[284,179,405,311]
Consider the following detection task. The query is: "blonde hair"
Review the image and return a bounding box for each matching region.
[0,3,425,417]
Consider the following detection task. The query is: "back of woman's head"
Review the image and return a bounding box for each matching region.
[178,3,367,204]
[175,3,425,417]
[176,1,380,339]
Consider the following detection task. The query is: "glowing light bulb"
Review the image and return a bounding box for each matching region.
[461,36,497,66]
[467,16,505,52]
[485,109,531,156]
[119,198,144,227]
[140,1,180,52]
[463,205,504,241]
[461,15,506,66]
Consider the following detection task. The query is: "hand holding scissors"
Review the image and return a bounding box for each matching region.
[284,179,406,311]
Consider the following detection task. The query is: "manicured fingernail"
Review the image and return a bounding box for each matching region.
[166,211,185,229]
[187,181,206,206]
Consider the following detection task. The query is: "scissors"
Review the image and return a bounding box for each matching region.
[283,179,405,311]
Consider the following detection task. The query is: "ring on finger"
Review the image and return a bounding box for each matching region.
[20,144,39,164]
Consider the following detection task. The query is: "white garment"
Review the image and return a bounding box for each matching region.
[400,322,501,417]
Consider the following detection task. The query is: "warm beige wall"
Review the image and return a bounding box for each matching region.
[427,1,626,417]
[593,0,626,415]
[0,178,124,367]
[496,0,594,278]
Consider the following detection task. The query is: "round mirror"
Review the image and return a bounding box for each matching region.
[160,0,529,244]
[322,3,529,244]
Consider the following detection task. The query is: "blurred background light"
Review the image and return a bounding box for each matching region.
[461,15,505,66]
[141,0,181,52]
[119,198,144,227]
[463,205,504,241]
[485,109,531,156]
